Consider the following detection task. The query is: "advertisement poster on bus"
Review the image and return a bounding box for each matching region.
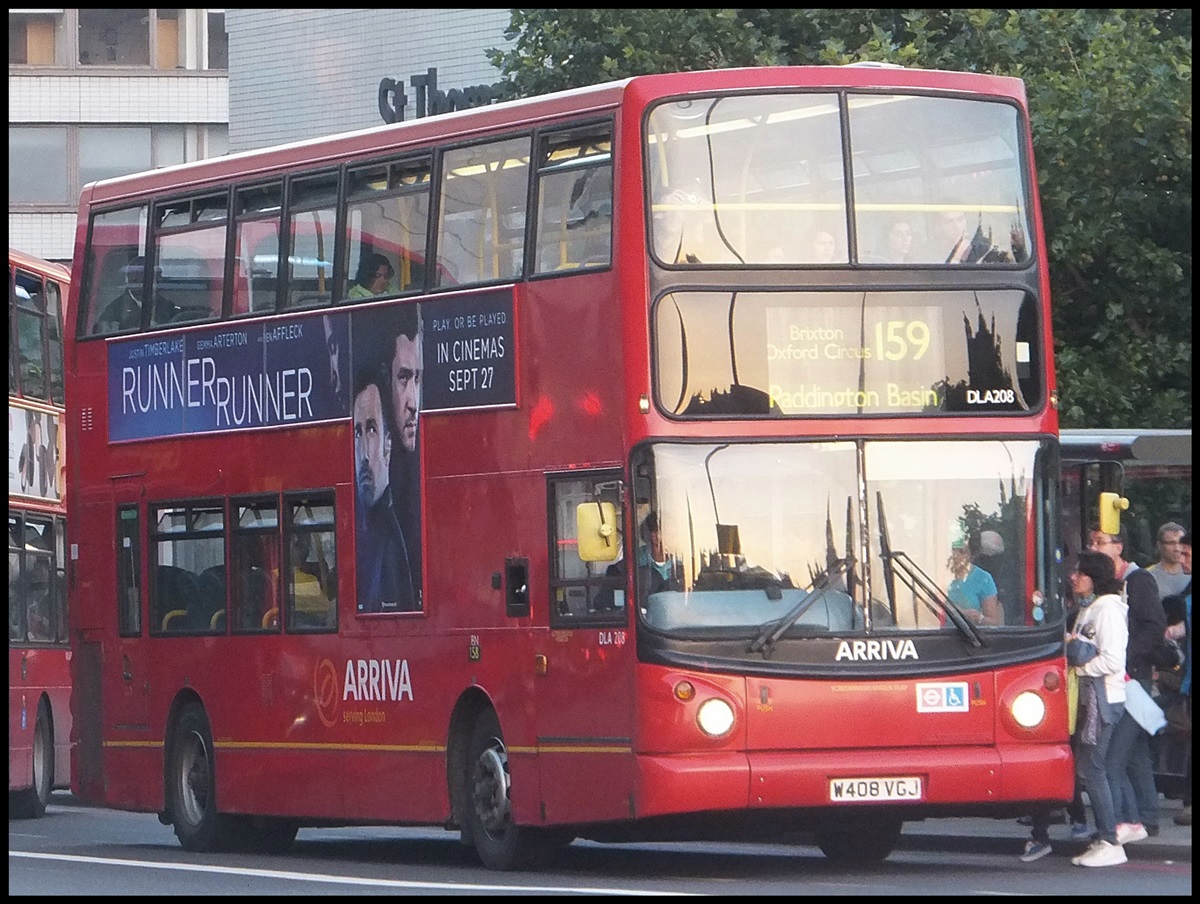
[347,287,515,616]
[9,403,63,503]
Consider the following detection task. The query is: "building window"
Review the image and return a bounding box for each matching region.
[205,124,229,158]
[79,8,151,67]
[154,124,187,169]
[8,10,62,66]
[9,127,70,205]
[207,10,228,70]
[80,127,153,187]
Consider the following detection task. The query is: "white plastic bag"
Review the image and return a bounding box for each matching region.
[1124,677,1167,735]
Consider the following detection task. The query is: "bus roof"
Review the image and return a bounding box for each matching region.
[77,64,1027,208]
[9,248,71,282]
[1060,428,1192,466]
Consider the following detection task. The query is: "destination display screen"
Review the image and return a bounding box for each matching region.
[654,289,1041,417]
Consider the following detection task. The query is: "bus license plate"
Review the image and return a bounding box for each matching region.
[829,776,922,802]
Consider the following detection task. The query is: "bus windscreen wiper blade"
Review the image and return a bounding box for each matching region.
[747,556,853,656]
[874,491,981,646]
[886,549,984,648]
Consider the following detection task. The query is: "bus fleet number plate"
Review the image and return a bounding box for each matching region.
[829,776,922,802]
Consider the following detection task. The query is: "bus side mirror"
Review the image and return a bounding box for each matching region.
[1098,491,1129,536]
[577,501,620,562]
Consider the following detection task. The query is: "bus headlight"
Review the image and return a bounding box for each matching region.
[1011,690,1046,729]
[696,698,735,737]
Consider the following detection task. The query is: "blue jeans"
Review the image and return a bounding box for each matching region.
[1077,707,1124,845]
[1107,708,1161,829]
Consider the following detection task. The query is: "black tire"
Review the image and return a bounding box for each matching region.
[167,703,239,851]
[463,709,567,870]
[237,817,300,853]
[10,698,53,819]
[816,818,903,864]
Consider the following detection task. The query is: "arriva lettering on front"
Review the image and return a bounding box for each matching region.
[835,639,919,661]
[343,659,413,701]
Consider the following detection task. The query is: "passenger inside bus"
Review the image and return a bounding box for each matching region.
[807,228,838,264]
[636,511,680,595]
[651,182,704,264]
[349,253,398,300]
[934,199,1027,264]
[23,560,54,642]
[93,256,146,334]
[947,533,1005,626]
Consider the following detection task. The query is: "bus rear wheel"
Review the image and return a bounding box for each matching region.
[168,703,239,851]
[463,709,567,870]
[815,818,903,864]
[10,698,53,819]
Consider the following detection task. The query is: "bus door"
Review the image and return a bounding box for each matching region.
[103,492,156,807]
[533,475,636,824]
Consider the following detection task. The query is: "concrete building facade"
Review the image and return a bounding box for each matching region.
[225,9,511,152]
[9,9,512,265]
[8,9,230,263]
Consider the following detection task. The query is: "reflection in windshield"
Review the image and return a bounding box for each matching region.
[645,92,1031,267]
[654,289,1042,418]
[634,439,1059,637]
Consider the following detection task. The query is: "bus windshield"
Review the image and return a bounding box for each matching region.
[635,438,1060,637]
[647,91,1030,267]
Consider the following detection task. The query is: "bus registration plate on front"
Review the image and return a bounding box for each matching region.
[829,777,922,802]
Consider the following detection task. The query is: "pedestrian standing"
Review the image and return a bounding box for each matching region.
[1067,550,1130,867]
[1089,525,1167,841]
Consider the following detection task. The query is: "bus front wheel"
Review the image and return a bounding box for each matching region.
[463,709,567,870]
[168,703,238,851]
[815,818,903,864]
[10,698,53,819]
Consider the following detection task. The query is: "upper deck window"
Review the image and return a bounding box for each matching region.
[435,136,531,288]
[149,192,229,328]
[283,172,339,311]
[79,205,150,338]
[232,183,283,317]
[11,267,65,404]
[532,125,613,274]
[645,91,1031,268]
[343,157,431,301]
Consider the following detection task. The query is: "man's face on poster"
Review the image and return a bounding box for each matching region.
[353,382,390,507]
[323,316,342,401]
[391,333,422,454]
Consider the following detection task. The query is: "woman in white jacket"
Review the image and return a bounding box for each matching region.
[1068,549,1129,867]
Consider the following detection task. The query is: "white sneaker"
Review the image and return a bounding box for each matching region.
[1116,822,1148,844]
[1070,840,1105,865]
[1075,840,1127,867]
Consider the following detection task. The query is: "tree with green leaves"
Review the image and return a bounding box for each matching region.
[489,9,1191,428]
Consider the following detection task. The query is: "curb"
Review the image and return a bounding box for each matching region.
[897,832,1191,863]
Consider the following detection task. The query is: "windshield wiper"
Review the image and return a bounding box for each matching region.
[747,556,853,657]
[875,491,983,648]
[885,549,984,649]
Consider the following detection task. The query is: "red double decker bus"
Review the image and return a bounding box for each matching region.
[10,248,72,818]
[67,65,1072,868]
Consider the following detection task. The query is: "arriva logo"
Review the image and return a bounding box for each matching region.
[343,658,413,702]
[834,639,919,661]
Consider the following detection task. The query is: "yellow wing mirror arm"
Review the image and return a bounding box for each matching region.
[577,501,620,562]
[1098,491,1129,536]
